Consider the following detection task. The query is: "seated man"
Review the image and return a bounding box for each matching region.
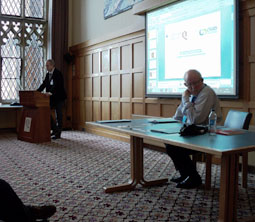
[166,69,222,189]
[0,179,56,222]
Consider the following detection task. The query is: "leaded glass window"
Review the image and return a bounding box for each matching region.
[0,0,48,103]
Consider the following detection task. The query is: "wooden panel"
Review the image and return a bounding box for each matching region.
[93,77,100,97]
[161,104,177,117]
[0,109,16,128]
[72,99,84,129]
[250,108,255,126]
[92,101,100,121]
[133,103,144,115]
[63,65,72,129]
[19,91,49,108]
[79,79,84,99]
[18,107,50,143]
[72,78,80,99]
[85,77,92,97]
[251,16,255,55]
[250,15,255,101]
[92,52,100,73]
[85,54,92,74]
[111,75,120,97]
[110,47,119,71]
[85,101,92,122]
[80,101,85,127]
[85,124,129,143]
[121,45,131,70]
[72,100,80,126]
[102,102,110,120]
[238,11,246,100]
[111,102,120,120]
[121,73,131,97]
[133,41,144,68]
[146,103,160,116]
[133,72,144,97]
[77,56,84,77]
[121,102,131,119]
[251,63,255,101]
[102,76,110,97]
[102,50,110,72]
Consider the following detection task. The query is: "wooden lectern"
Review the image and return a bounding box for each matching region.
[18,91,51,143]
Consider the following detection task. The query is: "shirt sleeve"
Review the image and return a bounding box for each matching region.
[37,77,47,92]
[173,103,184,121]
[173,86,217,125]
[184,89,215,125]
[173,94,195,121]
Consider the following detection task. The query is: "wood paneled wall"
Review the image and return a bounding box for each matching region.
[69,0,255,131]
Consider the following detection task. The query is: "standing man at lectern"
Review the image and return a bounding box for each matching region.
[37,59,67,139]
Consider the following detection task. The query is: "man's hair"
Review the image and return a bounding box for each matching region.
[184,69,202,79]
[47,59,55,67]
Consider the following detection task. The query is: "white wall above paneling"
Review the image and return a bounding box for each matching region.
[70,0,145,46]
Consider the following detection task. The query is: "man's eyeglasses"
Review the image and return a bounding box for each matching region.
[184,79,201,88]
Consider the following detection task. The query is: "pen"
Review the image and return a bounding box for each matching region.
[150,129,179,134]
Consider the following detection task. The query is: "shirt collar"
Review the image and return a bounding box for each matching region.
[49,68,55,75]
[192,84,206,97]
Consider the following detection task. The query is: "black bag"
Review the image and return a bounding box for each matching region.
[179,124,208,136]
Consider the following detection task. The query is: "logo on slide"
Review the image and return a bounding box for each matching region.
[199,26,218,35]
[182,31,187,40]
[168,30,188,40]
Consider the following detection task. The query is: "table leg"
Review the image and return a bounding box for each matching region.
[205,154,212,190]
[218,153,239,222]
[104,136,168,193]
[241,152,248,188]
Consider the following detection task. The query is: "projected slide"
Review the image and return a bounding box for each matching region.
[165,12,221,79]
[146,0,238,98]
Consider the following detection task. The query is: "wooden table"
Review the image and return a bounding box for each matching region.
[86,118,255,222]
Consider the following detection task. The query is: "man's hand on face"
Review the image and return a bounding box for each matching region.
[183,89,191,98]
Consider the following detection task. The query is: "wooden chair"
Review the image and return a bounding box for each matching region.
[204,110,252,189]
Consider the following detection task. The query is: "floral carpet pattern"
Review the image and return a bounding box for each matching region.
[1,131,255,222]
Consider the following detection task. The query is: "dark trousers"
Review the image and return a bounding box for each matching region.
[0,179,32,222]
[165,144,199,178]
[51,100,64,134]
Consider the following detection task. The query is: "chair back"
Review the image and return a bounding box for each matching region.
[224,110,252,130]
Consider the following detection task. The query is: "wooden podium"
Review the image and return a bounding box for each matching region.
[18,91,51,143]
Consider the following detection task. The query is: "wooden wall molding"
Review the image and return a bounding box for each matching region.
[249,8,255,16]
[134,0,255,14]
[133,0,178,15]
[241,0,255,11]
[70,24,145,53]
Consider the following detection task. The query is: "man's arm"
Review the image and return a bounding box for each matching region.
[173,90,191,122]
[173,104,184,122]
[37,75,47,92]
[183,91,215,125]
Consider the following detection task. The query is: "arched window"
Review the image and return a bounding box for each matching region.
[0,0,50,102]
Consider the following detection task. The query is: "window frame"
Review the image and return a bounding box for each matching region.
[0,0,50,103]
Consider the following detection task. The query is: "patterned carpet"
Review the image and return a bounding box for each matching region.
[1,131,255,222]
